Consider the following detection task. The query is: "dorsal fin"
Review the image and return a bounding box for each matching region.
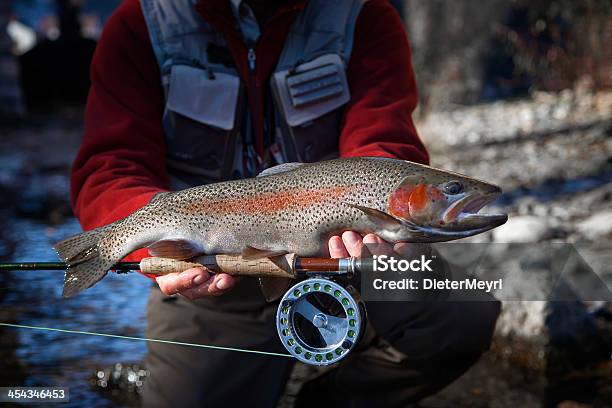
[150,192,170,203]
[257,162,304,177]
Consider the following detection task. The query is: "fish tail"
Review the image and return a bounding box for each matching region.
[53,225,115,298]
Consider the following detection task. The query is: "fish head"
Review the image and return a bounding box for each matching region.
[387,166,507,240]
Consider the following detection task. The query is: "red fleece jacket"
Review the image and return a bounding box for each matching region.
[71,0,429,261]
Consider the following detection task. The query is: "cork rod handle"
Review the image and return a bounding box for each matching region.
[139,254,296,279]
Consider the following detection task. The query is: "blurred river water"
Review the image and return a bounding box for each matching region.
[0,113,149,407]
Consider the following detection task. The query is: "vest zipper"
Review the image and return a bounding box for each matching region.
[247,47,256,72]
[244,46,260,175]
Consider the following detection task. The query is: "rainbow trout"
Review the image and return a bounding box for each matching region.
[54,157,507,297]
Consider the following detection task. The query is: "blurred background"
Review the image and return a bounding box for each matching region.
[0,0,610,407]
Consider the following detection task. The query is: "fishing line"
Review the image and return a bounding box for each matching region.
[0,322,293,358]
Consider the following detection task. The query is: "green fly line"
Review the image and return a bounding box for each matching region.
[0,322,293,358]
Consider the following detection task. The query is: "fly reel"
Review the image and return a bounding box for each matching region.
[276,277,365,366]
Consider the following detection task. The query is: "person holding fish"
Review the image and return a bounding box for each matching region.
[69,0,502,406]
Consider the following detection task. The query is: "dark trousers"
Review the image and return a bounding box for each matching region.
[142,279,499,408]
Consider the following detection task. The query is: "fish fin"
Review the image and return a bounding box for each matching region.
[402,219,424,233]
[149,192,170,203]
[259,277,292,302]
[347,204,403,232]
[147,239,203,260]
[53,225,115,298]
[257,162,304,177]
[241,246,288,261]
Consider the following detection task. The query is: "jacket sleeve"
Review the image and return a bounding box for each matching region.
[340,0,429,164]
[71,0,169,229]
[70,0,169,260]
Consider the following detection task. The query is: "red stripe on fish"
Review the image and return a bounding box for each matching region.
[185,186,356,215]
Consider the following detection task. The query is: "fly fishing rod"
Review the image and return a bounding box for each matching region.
[0,254,369,366]
[0,262,140,271]
[0,254,368,277]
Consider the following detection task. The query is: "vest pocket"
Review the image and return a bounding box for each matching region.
[163,65,241,182]
[272,54,349,162]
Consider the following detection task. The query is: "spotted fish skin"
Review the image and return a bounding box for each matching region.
[54,157,506,297]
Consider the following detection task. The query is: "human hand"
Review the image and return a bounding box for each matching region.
[328,231,431,258]
[155,267,237,300]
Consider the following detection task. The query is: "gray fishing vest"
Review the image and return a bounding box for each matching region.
[140,0,366,188]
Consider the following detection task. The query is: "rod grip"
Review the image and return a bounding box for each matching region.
[140,254,296,278]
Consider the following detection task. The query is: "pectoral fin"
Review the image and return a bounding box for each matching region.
[259,277,292,302]
[147,239,203,260]
[241,246,288,260]
[347,204,403,233]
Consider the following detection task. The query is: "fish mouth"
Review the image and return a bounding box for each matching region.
[440,191,508,232]
[394,190,507,243]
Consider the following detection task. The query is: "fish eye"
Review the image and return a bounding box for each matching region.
[443,181,463,195]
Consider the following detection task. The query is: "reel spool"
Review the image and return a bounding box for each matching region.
[276,278,365,366]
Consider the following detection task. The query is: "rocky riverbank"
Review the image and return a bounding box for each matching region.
[418,89,612,244]
[414,89,612,407]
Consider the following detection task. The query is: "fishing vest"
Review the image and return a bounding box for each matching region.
[140,0,366,188]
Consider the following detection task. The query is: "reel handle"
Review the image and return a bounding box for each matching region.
[139,255,296,278]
